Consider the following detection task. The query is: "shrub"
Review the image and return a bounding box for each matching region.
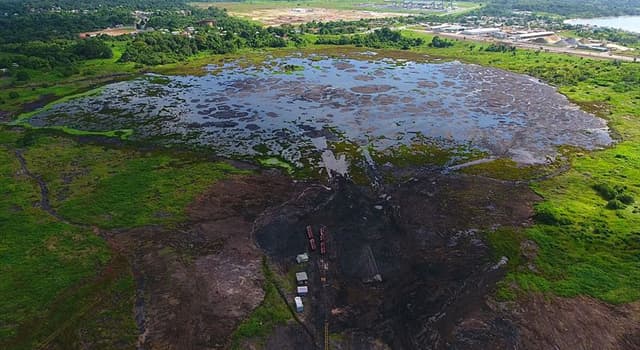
[606,199,626,210]
[618,193,635,205]
[534,206,572,225]
[430,36,453,48]
[15,70,30,81]
[593,183,618,200]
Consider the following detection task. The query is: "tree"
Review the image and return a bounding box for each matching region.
[73,38,113,59]
[15,70,30,82]
[429,36,453,48]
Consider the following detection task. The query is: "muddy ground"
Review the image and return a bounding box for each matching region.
[105,172,304,349]
[254,172,540,349]
[103,168,640,349]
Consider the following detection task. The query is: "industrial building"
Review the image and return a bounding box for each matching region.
[515,31,555,40]
[430,24,466,32]
[461,28,502,36]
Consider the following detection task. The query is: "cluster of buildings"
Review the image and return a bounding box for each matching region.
[426,23,633,53]
[292,225,329,314]
[381,0,455,11]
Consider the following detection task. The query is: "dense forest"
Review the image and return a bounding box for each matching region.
[0,0,422,75]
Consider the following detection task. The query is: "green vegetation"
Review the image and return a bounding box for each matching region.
[231,259,291,349]
[371,138,484,169]
[462,158,552,181]
[429,35,453,48]
[401,31,640,303]
[258,157,295,174]
[315,27,424,49]
[20,134,246,229]
[0,126,247,347]
[0,127,139,349]
[486,227,526,272]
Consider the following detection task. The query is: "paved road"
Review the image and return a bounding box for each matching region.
[410,29,640,62]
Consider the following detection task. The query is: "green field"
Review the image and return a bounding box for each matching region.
[0,126,247,348]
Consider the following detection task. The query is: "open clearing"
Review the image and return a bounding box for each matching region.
[200,6,409,26]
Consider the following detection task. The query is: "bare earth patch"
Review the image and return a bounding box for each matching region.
[511,295,640,350]
[227,8,409,26]
[108,172,302,349]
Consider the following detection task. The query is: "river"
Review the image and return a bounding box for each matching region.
[565,16,640,33]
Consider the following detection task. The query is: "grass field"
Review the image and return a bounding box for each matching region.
[0,126,247,348]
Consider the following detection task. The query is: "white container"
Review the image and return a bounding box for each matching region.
[294,296,304,312]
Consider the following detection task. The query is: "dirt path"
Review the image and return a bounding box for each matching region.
[14,149,65,222]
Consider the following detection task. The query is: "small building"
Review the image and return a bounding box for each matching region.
[297,286,308,296]
[577,44,609,52]
[515,31,555,40]
[436,24,466,33]
[296,253,309,264]
[198,19,216,27]
[461,27,501,36]
[296,272,308,285]
[294,296,304,312]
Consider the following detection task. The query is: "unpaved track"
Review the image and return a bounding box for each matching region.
[14,149,69,223]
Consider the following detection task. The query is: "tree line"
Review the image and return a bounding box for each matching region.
[314,28,424,50]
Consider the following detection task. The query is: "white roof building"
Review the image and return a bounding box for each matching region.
[297,286,308,296]
[296,253,309,264]
[461,28,502,36]
[296,272,308,285]
[294,296,304,312]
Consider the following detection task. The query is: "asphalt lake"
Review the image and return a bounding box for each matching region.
[27,52,612,173]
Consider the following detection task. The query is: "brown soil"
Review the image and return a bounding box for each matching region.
[95,168,640,350]
[511,295,640,350]
[227,8,408,26]
[106,172,303,349]
[79,27,136,38]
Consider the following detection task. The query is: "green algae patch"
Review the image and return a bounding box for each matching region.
[258,157,295,174]
[371,140,484,169]
[461,158,553,181]
[9,86,106,126]
[329,140,370,185]
[7,86,135,141]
